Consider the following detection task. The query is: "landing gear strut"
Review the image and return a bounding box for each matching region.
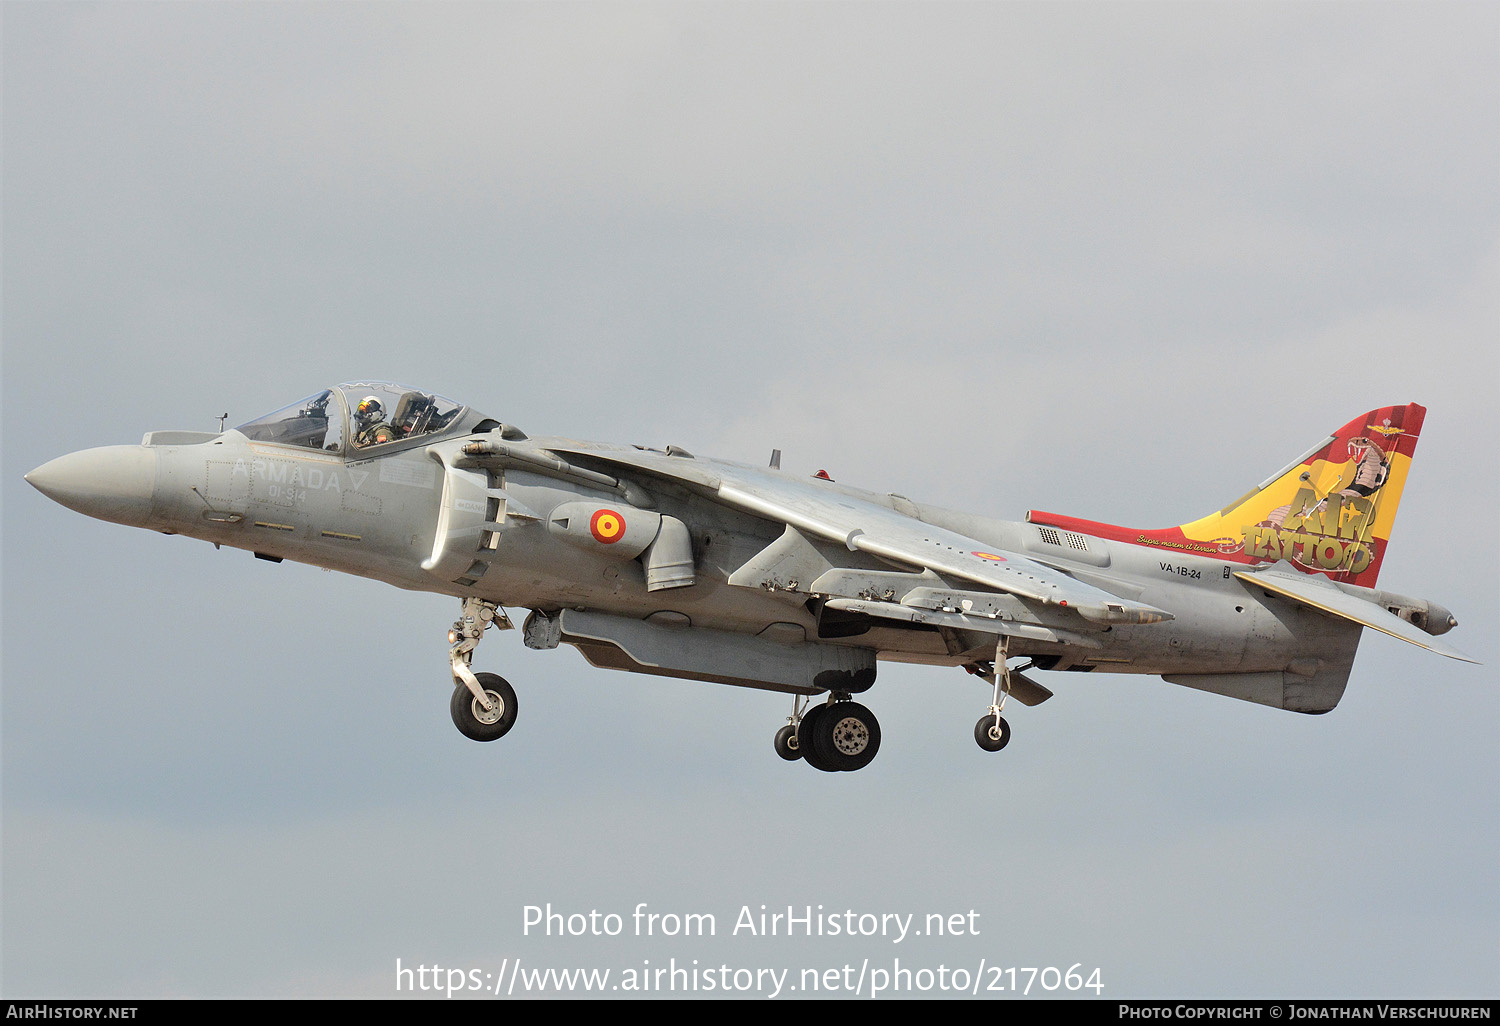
[448,596,516,742]
[774,695,805,761]
[972,637,1023,753]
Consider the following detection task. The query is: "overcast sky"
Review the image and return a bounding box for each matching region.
[3,1,1496,999]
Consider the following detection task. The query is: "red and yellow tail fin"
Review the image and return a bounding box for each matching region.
[1027,403,1426,588]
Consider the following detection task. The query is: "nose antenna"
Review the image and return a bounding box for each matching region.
[217,413,228,433]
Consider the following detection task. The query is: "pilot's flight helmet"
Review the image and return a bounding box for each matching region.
[356,396,383,422]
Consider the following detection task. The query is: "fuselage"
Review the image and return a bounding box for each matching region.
[26,423,1349,683]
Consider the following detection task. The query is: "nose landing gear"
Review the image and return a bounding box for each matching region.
[448,596,516,742]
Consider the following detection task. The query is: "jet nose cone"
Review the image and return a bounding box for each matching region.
[27,445,160,527]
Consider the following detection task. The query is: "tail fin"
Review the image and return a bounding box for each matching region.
[1027,403,1426,588]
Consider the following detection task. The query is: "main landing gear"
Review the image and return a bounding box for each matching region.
[448,597,517,742]
[774,637,1035,770]
[969,638,1029,754]
[776,693,882,772]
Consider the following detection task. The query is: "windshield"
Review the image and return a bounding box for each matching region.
[237,389,346,452]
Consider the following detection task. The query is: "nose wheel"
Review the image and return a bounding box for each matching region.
[451,673,518,741]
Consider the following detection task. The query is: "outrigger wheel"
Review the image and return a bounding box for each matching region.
[973,637,1017,753]
[773,724,802,761]
[974,713,1011,752]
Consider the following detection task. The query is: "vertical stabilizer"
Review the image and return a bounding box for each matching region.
[1027,403,1426,588]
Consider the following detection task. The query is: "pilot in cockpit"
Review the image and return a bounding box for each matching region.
[352,395,399,448]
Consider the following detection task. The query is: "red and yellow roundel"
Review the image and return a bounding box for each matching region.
[590,508,626,544]
[970,551,1008,562]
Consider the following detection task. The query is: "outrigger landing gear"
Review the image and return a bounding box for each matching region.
[774,695,805,761]
[448,597,517,742]
[972,637,1022,753]
[786,692,882,772]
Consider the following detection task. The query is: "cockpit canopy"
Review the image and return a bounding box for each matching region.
[237,382,479,454]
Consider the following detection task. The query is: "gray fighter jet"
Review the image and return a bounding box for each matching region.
[26,383,1474,772]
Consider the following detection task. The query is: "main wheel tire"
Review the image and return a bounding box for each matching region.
[798,704,837,772]
[774,724,802,761]
[451,673,518,742]
[815,701,881,771]
[974,713,1010,752]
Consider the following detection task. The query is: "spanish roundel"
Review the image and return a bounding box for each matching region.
[590,508,626,544]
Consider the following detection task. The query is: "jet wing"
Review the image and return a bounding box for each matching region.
[1234,563,1479,663]
[552,444,1170,626]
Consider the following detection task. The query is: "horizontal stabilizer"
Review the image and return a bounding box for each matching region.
[1235,563,1479,664]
